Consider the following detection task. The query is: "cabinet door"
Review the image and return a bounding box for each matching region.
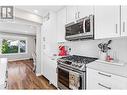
[57,8,66,43]
[87,68,102,89]
[77,6,94,19]
[111,74,127,89]
[42,12,57,55]
[42,52,57,87]
[49,59,57,87]
[94,6,120,39]
[121,6,127,37]
[87,68,112,90]
[66,6,77,24]
[43,54,49,79]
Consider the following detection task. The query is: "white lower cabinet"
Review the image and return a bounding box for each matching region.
[87,68,127,89]
[42,53,57,87]
[42,53,50,80]
[49,59,57,87]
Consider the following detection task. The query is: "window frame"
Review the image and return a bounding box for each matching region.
[0,38,27,55]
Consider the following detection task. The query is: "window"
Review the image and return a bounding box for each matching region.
[19,40,26,53]
[1,39,27,54]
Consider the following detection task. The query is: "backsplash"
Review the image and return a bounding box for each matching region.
[58,37,127,63]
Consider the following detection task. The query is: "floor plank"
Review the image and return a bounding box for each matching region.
[8,59,56,89]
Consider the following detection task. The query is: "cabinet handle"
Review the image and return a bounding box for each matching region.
[98,83,111,89]
[123,22,125,32]
[115,24,118,34]
[75,13,77,19]
[78,12,80,18]
[6,70,8,78]
[98,72,111,77]
[56,68,58,73]
[4,81,8,88]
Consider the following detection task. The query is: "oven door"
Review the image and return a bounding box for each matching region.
[57,66,70,89]
[57,65,84,90]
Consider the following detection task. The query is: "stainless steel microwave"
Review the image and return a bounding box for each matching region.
[65,15,94,41]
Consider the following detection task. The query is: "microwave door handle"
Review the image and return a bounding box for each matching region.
[83,19,86,33]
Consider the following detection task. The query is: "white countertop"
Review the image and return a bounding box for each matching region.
[86,60,127,78]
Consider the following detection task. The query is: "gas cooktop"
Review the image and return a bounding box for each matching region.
[57,55,98,71]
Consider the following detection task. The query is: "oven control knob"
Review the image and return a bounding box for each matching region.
[75,64,78,67]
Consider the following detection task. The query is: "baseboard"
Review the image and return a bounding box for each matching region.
[36,73,42,76]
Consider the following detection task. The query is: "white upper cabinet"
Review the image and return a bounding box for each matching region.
[121,6,127,37]
[66,6,78,24]
[41,12,57,55]
[66,6,94,24]
[57,8,67,43]
[77,6,94,19]
[94,6,120,39]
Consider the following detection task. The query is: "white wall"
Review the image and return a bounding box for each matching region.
[0,33,36,61]
[36,26,41,74]
[59,37,127,63]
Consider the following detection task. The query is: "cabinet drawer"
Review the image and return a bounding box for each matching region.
[94,69,127,89]
[111,74,127,89]
[87,68,112,89]
[87,68,127,89]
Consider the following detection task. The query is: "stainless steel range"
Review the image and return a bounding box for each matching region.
[57,55,97,90]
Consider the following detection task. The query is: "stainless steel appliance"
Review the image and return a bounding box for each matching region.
[57,55,97,90]
[65,15,94,41]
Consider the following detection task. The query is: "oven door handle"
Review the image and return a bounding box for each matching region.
[57,65,83,75]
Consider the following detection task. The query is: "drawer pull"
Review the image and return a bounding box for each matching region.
[115,24,118,34]
[98,83,111,89]
[98,72,111,77]
[123,22,125,32]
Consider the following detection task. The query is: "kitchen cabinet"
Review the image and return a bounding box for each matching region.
[42,53,50,80]
[41,11,57,67]
[42,53,57,87]
[66,6,94,24]
[49,58,57,87]
[77,6,93,19]
[94,6,120,39]
[41,11,57,55]
[66,6,77,24]
[41,11,58,87]
[57,8,67,43]
[121,6,127,37]
[87,68,127,89]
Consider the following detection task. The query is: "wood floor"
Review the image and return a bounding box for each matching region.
[8,59,56,89]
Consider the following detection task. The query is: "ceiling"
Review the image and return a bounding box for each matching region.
[15,6,65,17]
